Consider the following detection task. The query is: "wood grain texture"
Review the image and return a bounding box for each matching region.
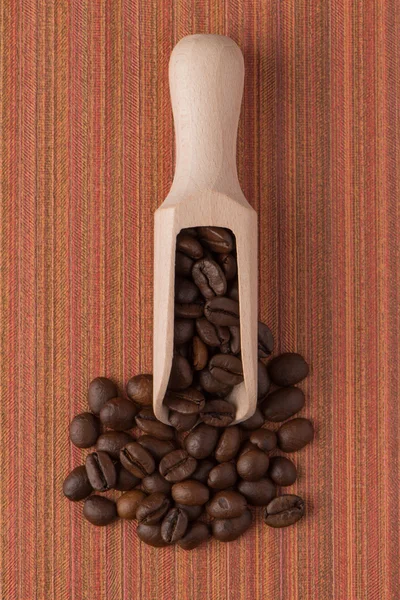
[0,0,399,599]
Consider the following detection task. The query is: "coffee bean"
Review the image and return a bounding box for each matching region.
[169,411,198,431]
[239,440,258,456]
[197,226,234,253]
[228,279,239,302]
[176,232,204,259]
[207,490,247,518]
[175,277,199,303]
[175,300,204,319]
[175,251,194,277]
[168,355,193,391]
[268,353,309,386]
[198,369,233,396]
[209,354,243,386]
[141,472,172,495]
[191,459,216,484]
[204,297,240,327]
[114,464,140,491]
[86,451,117,491]
[237,478,276,506]
[177,521,210,550]
[175,503,203,521]
[116,489,146,519]
[196,317,230,347]
[258,322,274,357]
[96,431,133,459]
[269,456,297,486]
[99,397,138,431]
[277,418,314,452]
[172,480,210,506]
[69,412,101,448]
[211,509,252,542]
[88,377,118,415]
[240,408,265,431]
[263,494,305,528]
[262,387,305,422]
[190,336,208,371]
[257,361,271,401]
[207,462,237,490]
[63,466,93,501]
[83,496,117,526]
[164,388,205,414]
[126,374,153,406]
[216,253,237,280]
[181,227,198,237]
[249,429,277,452]
[161,507,189,543]
[120,442,155,478]
[185,424,219,459]
[159,449,198,482]
[137,436,176,461]
[200,400,236,427]
[135,407,175,441]
[215,426,241,462]
[192,259,227,299]
[136,492,171,525]
[137,523,170,547]
[236,449,269,481]
[174,318,195,345]
[220,326,240,355]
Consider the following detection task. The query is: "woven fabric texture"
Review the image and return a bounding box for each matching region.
[1,1,399,598]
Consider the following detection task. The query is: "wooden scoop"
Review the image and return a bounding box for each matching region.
[153,34,258,425]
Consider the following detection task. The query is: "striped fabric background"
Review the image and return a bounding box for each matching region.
[1,1,399,598]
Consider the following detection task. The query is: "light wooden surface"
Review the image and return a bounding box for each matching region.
[153,34,258,424]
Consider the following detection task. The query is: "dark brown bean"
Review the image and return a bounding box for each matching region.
[175,300,204,319]
[263,495,305,528]
[228,279,239,302]
[197,227,234,253]
[236,449,269,481]
[240,408,265,431]
[159,449,198,482]
[175,251,194,277]
[69,412,101,448]
[197,369,233,397]
[192,258,227,299]
[136,492,171,525]
[258,322,274,357]
[96,431,134,459]
[164,388,205,414]
[191,459,217,484]
[63,466,93,502]
[135,407,175,441]
[257,360,271,402]
[175,276,199,303]
[141,472,172,495]
[207,462,237,490]
[216,253,237,280]
[168,355,193,391]
[211,509,252,542]
[174,503,204,521]
[268,353,309,386]
[176,232,204,259]
[209,354,243,386]
[88,377,118,415]
[137,435,176,461]
[262,387,305,422]
[137,523,170,547]
[85,451,116,491]
[215,426,241,462]
[204,297,240,327]
[191,336,208,370]
[99,397,138,431]
[171,480,210,506]
[161,507,189,543]
[239,440,258,456]
[174,318,195,345]
[196,318,230,347]
[277,418,314,452]
[116,489,146,519]
[206,490,247,519]
[168,411,198,431]
[249,429,277,452]
[237,478,276,506]
[177,521,210,550]
[269,456,297,486]
[83,496,117,526]
[185,424,219,459]
[119,442,155,478]
[114,464,141,491]
[200,400,236,427]
[126,374,153,406]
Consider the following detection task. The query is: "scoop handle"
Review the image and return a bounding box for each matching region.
[168,34,244,198]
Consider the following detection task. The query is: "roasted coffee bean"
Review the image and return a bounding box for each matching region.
[175,277,199,303]
[249,429,277,452]
[257,361,271,401]
[168,355,193,392]
[126,374,153,406]
[215,426,241,462]
[96,431,133,459]
[69,412,101,448]
[211,509,252,542]
[236,449,269,481]
[262,387,305,422]
[263,494,305,528]
[63,466,93,501]
[197,226,234,253]
[268,353,309,386]
[86,451,117,491]
[175,503,203,521]
[207,462,237,490]
[120,442,155,478]
[175,251,194,277]
[116,489,146,519]
[141,472,172,495]
[171,480,210,506]
[198,369,233,396]
[192,259,227,299]
[169,410,198,431]
[216,253,237,280]
[88,377,118,415]
[191,458,216,483]
[207,490,247,519]
[269,456,297,486]
[164,388,205,414]
[258,322,274,357]
[176,232,204,259]
[277,418,314,452]
[239,440,258,456]
[237,478,276,506]
[175,300,204,319]
[114,463,140,491]
[185,424,219,459]
[137,523,170,547]
[99,397,138,431]
[137,436,176,461]
[204,297,240,327]
[174,319,195,345]
[240,408,265,431]
[83,496,117,526]
[159,449,198,482]
[196,318,230,347]
[135,407,175,441]
[220,326,240,355]
[209,355,243,386]
[200,400,235,427]
[228,279,239,301]
[177,521,210,550]
[136,492,171,525]
[191,336,208,370]
[181,227,198,237]
[161,507,189,543]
